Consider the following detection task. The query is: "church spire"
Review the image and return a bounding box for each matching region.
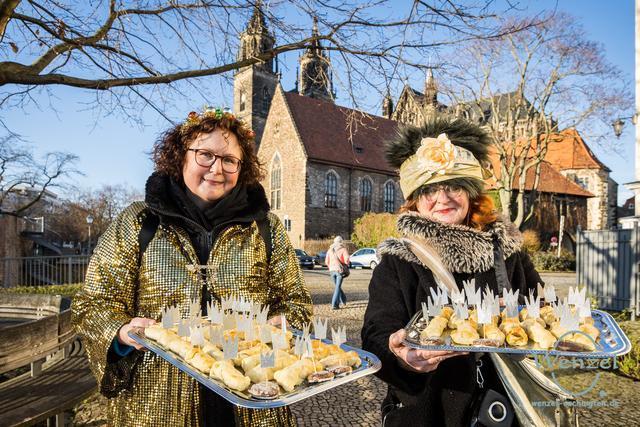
[237,0,275,73]
[382,90,393,119]
[298,17,333,102]
[424,68,437,106]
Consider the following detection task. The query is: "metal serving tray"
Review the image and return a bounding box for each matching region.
[129,330,381,409]
[403,309,631,358]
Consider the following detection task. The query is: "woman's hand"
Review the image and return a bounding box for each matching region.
[118,317,156,350]
[388,329,468,373]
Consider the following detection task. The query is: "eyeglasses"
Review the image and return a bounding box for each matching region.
[188,149,242,173]
[421,184,465,202]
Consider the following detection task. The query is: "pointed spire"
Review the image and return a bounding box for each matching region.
[424,68,437,105]
[247,0,267,33]
[382,89,394,119]
[298,17,333,102]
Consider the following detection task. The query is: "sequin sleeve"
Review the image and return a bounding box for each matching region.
[72,202,147,390]
[264,213,312,329]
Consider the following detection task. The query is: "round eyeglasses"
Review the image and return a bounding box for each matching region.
[188,149,242,173]
[422,184,464,202]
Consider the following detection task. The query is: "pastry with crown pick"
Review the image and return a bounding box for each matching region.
[189,349,215,374]
[450,320,480,345]
[504,325,528,347]
[273,361,305,392]
[476,324,505,347]
[220,363,251,391]
[540,305,557,326]
[143,324,167,342]
[523,321,556,349]
[420,316,448,342]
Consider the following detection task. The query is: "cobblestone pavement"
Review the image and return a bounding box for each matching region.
[73,268,640,426]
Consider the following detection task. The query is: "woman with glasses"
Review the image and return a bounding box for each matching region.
[73,108,312,426]
[361,118,541,426]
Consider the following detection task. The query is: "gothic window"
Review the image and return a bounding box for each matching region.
[262,87,270,112]
[575,176,589,190]
[270,155,282,210]
[325,172,338,208]
[360,178,372,212]
[240,91,246,112]
[384,181,396,213]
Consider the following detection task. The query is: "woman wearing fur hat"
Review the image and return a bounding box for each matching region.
[325,236,351,309]
[361,118,542,426]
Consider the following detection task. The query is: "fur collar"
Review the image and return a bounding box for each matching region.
[378,212,522,273]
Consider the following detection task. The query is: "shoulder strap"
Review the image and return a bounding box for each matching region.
[138,211,160,267]
[256,216,273,265]
[492,236,511,294]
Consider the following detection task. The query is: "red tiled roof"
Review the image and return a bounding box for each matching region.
[487,150,593,197]
[283,92,399,174]
[543,128,610,172]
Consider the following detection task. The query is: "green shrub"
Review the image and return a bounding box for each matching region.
[617,320,640,380]
[531,250,575,272]
[521,229,541,254]
[351,212,399,248]
[0,283,83,297]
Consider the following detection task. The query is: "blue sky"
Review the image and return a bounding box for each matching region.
[4,1,636,204]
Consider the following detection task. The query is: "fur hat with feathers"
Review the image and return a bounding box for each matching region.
[386,117,493,199]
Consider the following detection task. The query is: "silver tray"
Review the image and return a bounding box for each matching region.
[129,330,381,408]
[403,309,631,358]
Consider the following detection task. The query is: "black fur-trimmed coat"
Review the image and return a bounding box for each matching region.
[361,213,542,427]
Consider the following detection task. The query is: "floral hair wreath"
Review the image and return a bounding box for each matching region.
[180,106,256,140]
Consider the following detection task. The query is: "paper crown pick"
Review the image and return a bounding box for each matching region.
[222,313,236,331]
[190,325,204,347]
[524,292,541,319]
[463,279,481,306]
[421,302,430,323]
[271,330,288,351]
[476,300,493,325]
[259,324,272,344]
[281,315,287,335]
[453,302,469,320]
[568,286,587,307]
[558,302,580,331]
[222,335,239,360]
[450,288,466,305]
[207,302,223,325]
[483,286,495,303]
[578,298,592,319]
[221,296,233,312]
[255,305,270,325]
[260,350,275,369]
[236,313,252,334]
[177,319,190,337]
[293,335,304,356]
[427,296,442,318]
[430,287,448,307]
[161,305,179,329]
[502,289,520,308]
[331,326,347,347]
[543,285,557,303]
[208,325,223,346]
[188,298,201,320]
[312,318,328,340]
[303,336,314,359]
[505,302,519,319]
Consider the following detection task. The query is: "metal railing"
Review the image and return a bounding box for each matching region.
[1,255,90,288]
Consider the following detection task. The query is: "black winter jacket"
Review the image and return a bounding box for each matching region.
[361,213,542,427]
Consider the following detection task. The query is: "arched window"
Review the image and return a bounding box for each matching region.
[270,155,281,210]
[360,178,372,212]
[325,172,338,208]
[239,91,246,112]
[262,87,270,112]
[384,181,396,213]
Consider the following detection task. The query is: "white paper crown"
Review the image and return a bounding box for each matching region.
[207,301,223,325]
[578,298,591,319]
[524,292,541,319]
[260,350,275,368]
[312,318,328,340]
[190,325,204,347]
[568,286,587,307]
[177,319,190,337]
[421,302,430,323]
[331,326,347,347]
[188,298,200,320]
[502,289,520,307]
[476,300,493,325]
[271,330,288,351]
[259,324,272,344]
[558,302,580,331]
[430,287,448,307]
[450,288,466,305]
[255,305,270,325]
[543,285,557,303]
[222,313,236,331]
[161,305,179,329]
[221,296,233,311]
[208,325,223,346]
[464,279,482,306]
[222,335,239,360]
[453,302,469,320]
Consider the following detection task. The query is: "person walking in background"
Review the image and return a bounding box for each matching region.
[325,236,350,310]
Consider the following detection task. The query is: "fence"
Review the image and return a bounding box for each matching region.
[576,225,639,318]
[1,255,90,288]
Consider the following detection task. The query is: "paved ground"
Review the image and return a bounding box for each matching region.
[72,268,640,426]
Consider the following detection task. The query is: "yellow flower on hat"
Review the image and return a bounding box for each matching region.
[414,133,456,176]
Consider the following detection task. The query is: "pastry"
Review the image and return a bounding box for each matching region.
[450,320,480,345]
[421,316,448,339]
[307,370,335,383]
[248,381,279,400]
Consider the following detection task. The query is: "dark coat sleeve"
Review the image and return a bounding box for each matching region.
[361,254,432,395]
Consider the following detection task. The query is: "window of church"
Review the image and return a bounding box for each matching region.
[360,178,372,212]
[271,155,281,210]
[263,87,270,111]
[240,91,246,112]
[325,172,338,208]
[575,176,590,190]
[384,181,396,213]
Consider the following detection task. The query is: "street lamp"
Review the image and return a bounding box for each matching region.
[612,114,637,138]
[86,214,94,254]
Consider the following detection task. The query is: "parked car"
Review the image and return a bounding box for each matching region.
[314,251,327,267]
[349,248,378,269]
[295,249,315,269]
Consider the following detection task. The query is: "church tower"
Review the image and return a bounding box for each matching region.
[423,68,438,120]
[382,90,394,119]
[233,1,278,147]
[298,18,334,102]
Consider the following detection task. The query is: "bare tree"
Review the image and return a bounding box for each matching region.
[443,13,631,228]
[0,135,80,217]
[0,0,538,120]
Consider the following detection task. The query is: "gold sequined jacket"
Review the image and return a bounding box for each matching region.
[72,199,312,426]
